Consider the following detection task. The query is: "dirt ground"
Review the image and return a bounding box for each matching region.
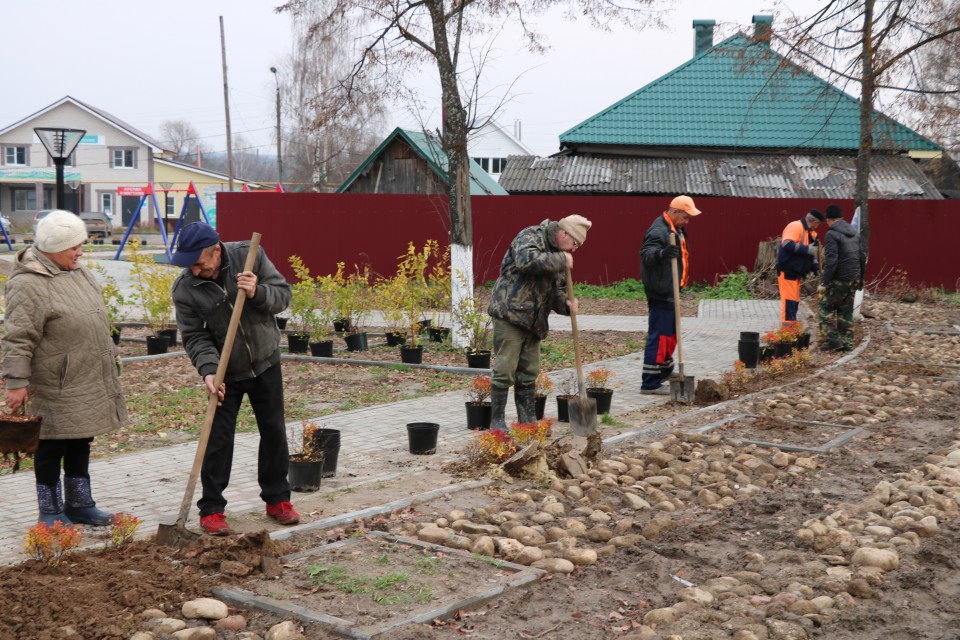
[3,297,960,639]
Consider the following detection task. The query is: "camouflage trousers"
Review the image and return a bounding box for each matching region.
[818,280,857,350]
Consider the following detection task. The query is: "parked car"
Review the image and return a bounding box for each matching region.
[32,209,57,237]
[80,211,113,238]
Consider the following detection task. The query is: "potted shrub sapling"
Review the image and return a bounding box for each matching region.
[555,372,577,423]
[89,262,126,344]
[332,262,371,352]
[396,271,429,364]
[534,371,554,420]
[308,273,338,357]
[128,240,178,355]
[464,375,492,430]
[585,367,615,415]
[374,273,408,348]
[452,271,492,368]
[288,420,325,492]
[287,256,318,354]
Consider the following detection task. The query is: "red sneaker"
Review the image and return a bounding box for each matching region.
[266,501,300,525]
[199,513,231,536]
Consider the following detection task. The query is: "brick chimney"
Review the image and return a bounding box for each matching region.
[693,19,716,56]
[752,15,773,43]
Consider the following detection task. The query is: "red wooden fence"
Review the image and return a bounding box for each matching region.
[217,193,960,290]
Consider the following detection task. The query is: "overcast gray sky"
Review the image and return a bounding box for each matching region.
[1,0,822,159]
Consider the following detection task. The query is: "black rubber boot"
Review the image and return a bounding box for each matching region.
[37,481,73,526]
[490,386,509,432]
[514,385,537,425]
[63,476,113,526]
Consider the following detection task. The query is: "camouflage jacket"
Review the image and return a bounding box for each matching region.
[487,220,569,339]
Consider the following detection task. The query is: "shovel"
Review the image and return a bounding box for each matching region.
[156,232,262,546]
[668,235,695,404]
[564,265,598,437]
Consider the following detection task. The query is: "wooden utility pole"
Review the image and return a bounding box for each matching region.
[220,16,235,192]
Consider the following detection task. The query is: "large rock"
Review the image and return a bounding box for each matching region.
[266,621,308,640]
[182,598,228,620]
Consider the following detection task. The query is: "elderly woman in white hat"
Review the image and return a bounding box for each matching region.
[2,210,128,526]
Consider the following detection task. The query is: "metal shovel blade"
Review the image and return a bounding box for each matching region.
[568,393,599,437]
[669,375,696,404]
[155,520,200,547]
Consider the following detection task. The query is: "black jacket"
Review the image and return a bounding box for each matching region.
[640,214,685,302]
[822,220,866,285]
[172,241,291,381]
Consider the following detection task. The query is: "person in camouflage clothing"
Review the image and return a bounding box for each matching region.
[487,215,592,431]
[818,204,866,351]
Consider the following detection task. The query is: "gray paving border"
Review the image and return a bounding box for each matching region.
[213,530,544,640]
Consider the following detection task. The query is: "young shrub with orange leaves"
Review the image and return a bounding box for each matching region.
[465,429,516,465]
[24,521,83,566]
[110,513,141,547]
[465,375,492,404]
[509,418,553,447]
[585,367,614,391]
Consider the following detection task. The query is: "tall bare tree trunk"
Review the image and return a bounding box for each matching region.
[855,0,875,255]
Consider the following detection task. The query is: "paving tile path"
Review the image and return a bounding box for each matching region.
[0,255,781,565]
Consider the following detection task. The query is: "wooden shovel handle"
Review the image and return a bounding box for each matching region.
[565,265,587,401]
[669,235,684,377]
[175,233,262,526]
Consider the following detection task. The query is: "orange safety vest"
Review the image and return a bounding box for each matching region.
[664,213,689,287]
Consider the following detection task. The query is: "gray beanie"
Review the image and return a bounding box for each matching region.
[36,210,87,253]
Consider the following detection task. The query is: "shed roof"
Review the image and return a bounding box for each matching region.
[559,34,941,154]
[498,154,942,199]
[338,127,508,195]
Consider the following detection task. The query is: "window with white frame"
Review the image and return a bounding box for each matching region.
[471,157,507,174]
[4,146,27,166]
[13,189,37,211]
[101,193,113,215]
[165,196,175,217]
[111,148,135,168]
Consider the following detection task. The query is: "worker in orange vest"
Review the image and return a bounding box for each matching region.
[775,209,824,327]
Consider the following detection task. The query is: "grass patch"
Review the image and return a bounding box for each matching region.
[574,278,646,300]
[689,271,754,300]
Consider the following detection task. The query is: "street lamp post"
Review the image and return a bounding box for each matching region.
[34,127,86,212]
[270,66,282,186]
[158,182,174,231]
[67,180,81,215]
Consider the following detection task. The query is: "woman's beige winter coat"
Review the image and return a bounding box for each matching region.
[2,247,127,439]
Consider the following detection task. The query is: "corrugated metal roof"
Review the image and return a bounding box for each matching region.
[498,154,943,199]
[559,35,941,154]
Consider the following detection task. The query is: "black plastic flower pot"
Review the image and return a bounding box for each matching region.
[288,458,323,492]
[738,339,761,368]
[276,317,288,330]
[465,402,492,430]
[111,326,122,345]
[288,333,310,354]
[400,345,423,364]
[556,395,575,422]
[586,388,613,415]
[306,428,340,477]
[739,331,760,343]
[535,395,547,420]
[466,350,491,369]
[414,319,431,334]
[385,332,407,347]
[406,422,439,455]
[310,340,333,358]
[344,332,368,352]
[428,327,450,342]
[158,327,178,347]
[145,335,169,355]
[759,346,775,363]
[774,342,794,358]
[333,318,353,334]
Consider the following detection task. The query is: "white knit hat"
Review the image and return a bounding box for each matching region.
[36,210,87,253]
[558,214,592,246]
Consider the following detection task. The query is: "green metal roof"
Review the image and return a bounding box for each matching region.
[560,34,941,153]
[338,127,508,195]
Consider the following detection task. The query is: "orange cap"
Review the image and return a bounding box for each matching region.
[669,195,701,216]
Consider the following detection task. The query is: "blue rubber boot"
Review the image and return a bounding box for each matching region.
[37,481,73,526]
[63,476,113,526]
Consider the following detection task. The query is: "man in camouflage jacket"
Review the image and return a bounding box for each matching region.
[818,204,866,351]
[487,215,592,430]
